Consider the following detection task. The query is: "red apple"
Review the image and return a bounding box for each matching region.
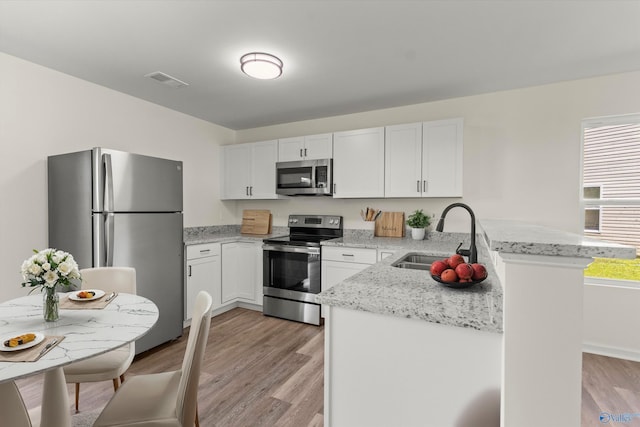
[430,260,448,276]
[441,269,458,282]
[471,263,487,281]
[447,254,465,269]
[455,263,473,280]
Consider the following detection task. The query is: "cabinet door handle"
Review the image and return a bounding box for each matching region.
[304,148,307,157]
[246,186,249,196]
[333,183,336,193]
[423,180,427,192]
[417,180,420,192]
[250,186,253,196]
[300,148,303,158]
[188,265,192,277]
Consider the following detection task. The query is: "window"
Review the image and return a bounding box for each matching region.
[582,115,640,281]
[584,207,601,232]
[583,185,601,200]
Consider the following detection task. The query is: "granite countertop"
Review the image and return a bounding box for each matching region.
[183,225,288,245]
[480,219,637,259]
[317,219,636,334]
[318,233,503,333]
[322,229,473,252]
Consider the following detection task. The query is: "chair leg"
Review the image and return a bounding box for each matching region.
[120,373,125,384]
[195,403,200,427]
[112,378,119,391]
[75,383,80,413]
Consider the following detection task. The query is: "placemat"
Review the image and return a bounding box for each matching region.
[0,335,65,362]
[59,292,117,310]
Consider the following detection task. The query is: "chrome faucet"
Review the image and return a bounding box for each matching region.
[435,203,477,264]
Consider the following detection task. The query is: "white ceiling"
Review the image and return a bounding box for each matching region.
[2,1,640,130]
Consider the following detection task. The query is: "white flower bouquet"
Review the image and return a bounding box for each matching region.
[21,248,81,291]
[21,248,81,322]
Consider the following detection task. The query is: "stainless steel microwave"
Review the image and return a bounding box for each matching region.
[275,159,332,196]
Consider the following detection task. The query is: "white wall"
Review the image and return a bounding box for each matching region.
[0,52,235,302]
[584,280,640,361]
[235,70,640,234]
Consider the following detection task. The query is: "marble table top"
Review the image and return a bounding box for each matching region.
[0,292,158,383]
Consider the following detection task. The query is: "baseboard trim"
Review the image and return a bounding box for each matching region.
[583,343,640,362]
[184,301,263,327]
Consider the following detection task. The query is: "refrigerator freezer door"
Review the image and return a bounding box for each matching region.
[92,148,183,213]
[106,212,184,353]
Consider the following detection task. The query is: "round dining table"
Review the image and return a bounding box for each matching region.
[0,292,159,427]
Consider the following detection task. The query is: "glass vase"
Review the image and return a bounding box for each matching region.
[43,286,59,322]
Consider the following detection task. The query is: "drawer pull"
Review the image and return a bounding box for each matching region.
[342,253,355,257]
[199,249,211,254]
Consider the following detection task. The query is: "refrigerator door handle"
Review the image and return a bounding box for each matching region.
[105,212,115,267]
[103,153,114,213]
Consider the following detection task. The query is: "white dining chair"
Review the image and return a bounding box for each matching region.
[0,382,32,427]
[93,290,213,427]
[63,267,137,412]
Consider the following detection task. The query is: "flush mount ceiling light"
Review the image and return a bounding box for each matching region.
[240,52,283,80]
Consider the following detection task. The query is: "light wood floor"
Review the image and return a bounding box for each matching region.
[16,308,640,426]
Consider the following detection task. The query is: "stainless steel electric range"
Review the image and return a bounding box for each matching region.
[262,214,343,325]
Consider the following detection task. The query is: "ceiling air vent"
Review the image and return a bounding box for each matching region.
[144,71,189,88]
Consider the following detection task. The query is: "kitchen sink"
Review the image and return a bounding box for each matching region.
[391,253,443,271]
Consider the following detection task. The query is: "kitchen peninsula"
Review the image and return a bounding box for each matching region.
[317,220,635,427]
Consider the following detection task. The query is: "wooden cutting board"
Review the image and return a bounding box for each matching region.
[241,210,272,235]
[374,212,405,237]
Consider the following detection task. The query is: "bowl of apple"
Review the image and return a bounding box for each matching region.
[430,254,488,289]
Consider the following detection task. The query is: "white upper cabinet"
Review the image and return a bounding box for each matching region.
[333,127,385,198]
[422,118,463,197]
[278,133,333,161]
[222,143,251,199]
[384,123,423,198]
[384,118,463,198]
[221,140,278,200]
[250,140,279,199]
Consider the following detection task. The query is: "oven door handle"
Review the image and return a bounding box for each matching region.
[263,244,320,255]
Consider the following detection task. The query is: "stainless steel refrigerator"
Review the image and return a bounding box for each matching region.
[47,147,184,353]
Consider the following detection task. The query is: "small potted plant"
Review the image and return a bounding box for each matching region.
[406,209,431,240]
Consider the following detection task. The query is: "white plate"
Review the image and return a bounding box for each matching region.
[0,332,45,352]
[69,289,106,301]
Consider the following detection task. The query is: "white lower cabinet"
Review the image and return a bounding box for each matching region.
[377,250,396,261]
[185,243,221,321]
[322,248,395,295]
[321,246,377,316]
[221,241,263,305]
